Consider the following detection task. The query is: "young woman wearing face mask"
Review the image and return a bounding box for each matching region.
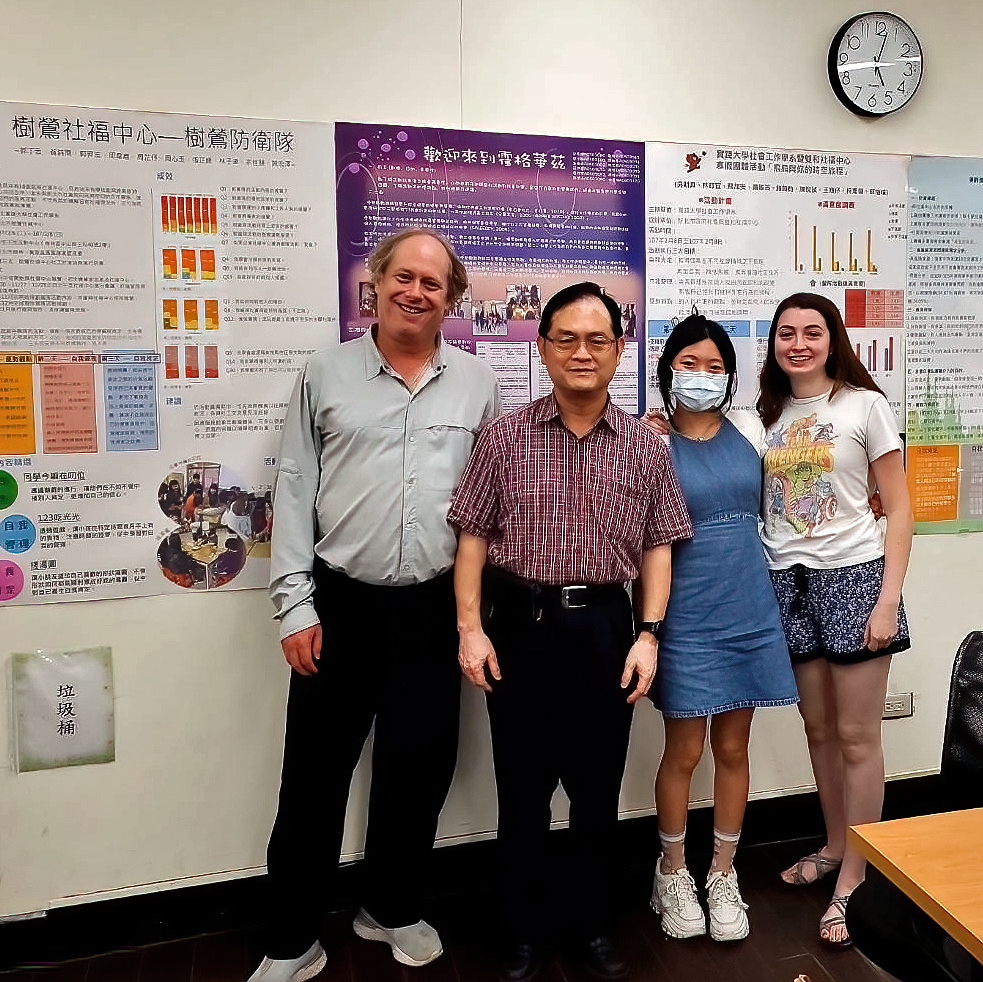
[647,314,798,944]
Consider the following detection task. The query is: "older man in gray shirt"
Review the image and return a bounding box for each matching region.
[248,228,499,982]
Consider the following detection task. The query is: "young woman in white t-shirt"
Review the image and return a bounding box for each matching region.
[757,293,913,948]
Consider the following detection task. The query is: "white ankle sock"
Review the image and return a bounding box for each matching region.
[659,826,687,873]
[710,827,740,874]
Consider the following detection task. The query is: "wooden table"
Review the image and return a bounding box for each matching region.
[849,807,983,965]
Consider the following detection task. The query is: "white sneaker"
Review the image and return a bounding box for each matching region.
[706,869,750,941]
[246,941,326,982]
[352,907,443,966]
[650,859,707,938]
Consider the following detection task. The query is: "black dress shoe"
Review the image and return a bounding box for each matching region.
[582,935,629,982]
[499,942,543,982]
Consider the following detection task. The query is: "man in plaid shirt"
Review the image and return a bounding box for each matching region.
[449,282,692,982]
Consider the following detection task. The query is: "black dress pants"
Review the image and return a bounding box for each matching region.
[484,585,635,945]
[262,562,461,958]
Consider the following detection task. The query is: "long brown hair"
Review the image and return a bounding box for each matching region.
[756,292,882,428]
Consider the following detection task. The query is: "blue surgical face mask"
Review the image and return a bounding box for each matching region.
[670,370,730,412]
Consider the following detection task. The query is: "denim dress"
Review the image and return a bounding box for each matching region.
[652,419,798,718]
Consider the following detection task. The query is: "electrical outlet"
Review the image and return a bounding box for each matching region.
[883,691,913,719]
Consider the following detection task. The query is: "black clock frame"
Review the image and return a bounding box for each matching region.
[827,11,924,118]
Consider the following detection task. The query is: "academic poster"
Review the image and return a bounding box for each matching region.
[905,157,983,533]
[0,101,337,604]
[644,142,909,423]
[334,122,646,413]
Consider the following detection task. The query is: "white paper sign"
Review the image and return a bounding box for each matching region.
[11,646,115,772]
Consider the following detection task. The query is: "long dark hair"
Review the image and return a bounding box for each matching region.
[756,292,882,428]
[655,313,737,424]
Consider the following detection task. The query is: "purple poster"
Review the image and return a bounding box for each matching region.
[335,123,645,413]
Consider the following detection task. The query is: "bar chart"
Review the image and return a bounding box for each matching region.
[791,214,878,274]
[160,195,219,235]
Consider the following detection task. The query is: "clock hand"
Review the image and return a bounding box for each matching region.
[841,59,896,70]
[877,35,887,62]
[875,66,885,87]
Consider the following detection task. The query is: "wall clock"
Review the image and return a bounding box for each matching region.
[828,12,923,117]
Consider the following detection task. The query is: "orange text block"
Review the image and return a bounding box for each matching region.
[0,355,36,454]
[38,355,98,454]
[907,443,960,523]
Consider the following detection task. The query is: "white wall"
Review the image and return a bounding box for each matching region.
[2,0,981,919]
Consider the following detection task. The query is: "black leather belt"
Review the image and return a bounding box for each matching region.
[482,564,626,622]
[536,582,628,609]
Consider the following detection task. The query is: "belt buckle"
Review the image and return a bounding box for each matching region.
[561,585,588,609]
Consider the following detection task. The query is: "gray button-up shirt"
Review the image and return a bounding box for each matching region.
[270,328,500,640]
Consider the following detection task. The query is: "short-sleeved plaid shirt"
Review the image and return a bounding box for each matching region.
[449,394,692,584]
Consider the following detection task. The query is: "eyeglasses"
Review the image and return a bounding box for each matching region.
[543,334,618,354]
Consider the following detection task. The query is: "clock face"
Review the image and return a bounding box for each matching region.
[828,12,923,117]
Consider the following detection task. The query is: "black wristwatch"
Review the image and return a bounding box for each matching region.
[637,620,662,640]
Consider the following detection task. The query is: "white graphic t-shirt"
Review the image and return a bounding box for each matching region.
[761,386,902,570]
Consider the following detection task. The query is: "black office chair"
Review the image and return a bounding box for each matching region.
[941,630,983,809]
[847,632,983,982]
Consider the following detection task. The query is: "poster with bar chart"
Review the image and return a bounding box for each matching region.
[0,100,337,604]
[644,143,909,421]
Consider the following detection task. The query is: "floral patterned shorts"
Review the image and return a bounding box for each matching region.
[769,557,911,665]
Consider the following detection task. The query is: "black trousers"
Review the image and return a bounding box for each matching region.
[846,868,983,982]
[484,581,635,945]
[262,562,461,958]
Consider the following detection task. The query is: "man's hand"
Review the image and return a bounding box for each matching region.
[281,624,322,675]
[869,490,885,520]
[642,408,670,436]
[458,626,502,692]
[864,601,899,652]
[621,635,657,704]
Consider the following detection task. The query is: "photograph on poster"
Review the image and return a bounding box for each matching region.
[154,459,272,589]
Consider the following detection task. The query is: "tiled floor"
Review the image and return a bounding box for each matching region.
[0,837,895,982]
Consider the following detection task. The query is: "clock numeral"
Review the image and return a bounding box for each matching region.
[903,62,914,77]
[868,95,878,109]
[841,71,850,84]
[898,80,906,93]
[875,20,888,37]
[847,34,861,50]
[884,93,893,107]
[839,51,848,65]
[900,41,912,56]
